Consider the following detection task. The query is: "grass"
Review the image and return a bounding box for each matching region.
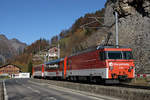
[0,76,10,80]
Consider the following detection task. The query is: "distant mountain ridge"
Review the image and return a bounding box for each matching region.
[0,34,27,64]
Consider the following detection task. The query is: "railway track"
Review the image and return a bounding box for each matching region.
[113,83,150,90]
[69,80,150,90]
[33,78,150,90]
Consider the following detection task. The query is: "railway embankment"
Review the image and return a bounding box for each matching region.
[31,79,150,100]
[0,81,4,100]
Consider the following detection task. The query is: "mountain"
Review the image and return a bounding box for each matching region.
[0,34,27,65]
[10,38,27,54]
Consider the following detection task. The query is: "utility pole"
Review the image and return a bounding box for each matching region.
[58,43,60,59]
[44,53,47,63]
[115,11,119,48]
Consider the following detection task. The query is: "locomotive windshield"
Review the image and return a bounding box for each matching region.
[99,51,133,60]
[123,51,133,59]
[107,51,122,59]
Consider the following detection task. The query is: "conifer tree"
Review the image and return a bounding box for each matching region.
[28,61,33,75]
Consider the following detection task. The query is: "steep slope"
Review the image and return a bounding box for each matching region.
[10,38,27,54]
[0,34,27,65]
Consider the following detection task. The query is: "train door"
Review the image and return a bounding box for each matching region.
[68,58,73,77]
[32,67,34,76]
[42,64,44,77]
[62,61,64,79]
[62,57,67,79]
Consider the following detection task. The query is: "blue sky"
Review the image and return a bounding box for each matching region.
[0,0,106,45]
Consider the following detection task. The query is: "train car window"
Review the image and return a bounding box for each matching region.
[107,51,122,59]
[123,51,133,59]
[69,60,72,69]
[58,62,60,68]
[99,52,106,60]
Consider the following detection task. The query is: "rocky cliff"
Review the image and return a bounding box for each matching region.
[104,0,150,73]
[0,34,27,64]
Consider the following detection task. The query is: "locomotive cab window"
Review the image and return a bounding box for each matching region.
[107,51,122,59]
[99,51,106,60]
[105,51,133,60]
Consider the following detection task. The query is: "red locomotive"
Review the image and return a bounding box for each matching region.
[33,46,135,83]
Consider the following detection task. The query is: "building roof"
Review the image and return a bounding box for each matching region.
[0,64,21,70]
[45,58,64,65]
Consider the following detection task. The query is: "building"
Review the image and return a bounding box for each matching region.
[0,64,21,77]
[32,46,59,63]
